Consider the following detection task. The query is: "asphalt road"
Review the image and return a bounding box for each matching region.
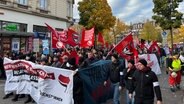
[0,68,184,104]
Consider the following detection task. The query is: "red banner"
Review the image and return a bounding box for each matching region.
[98,33,105,45]
[67,29,79,47]
[80,27,94,48]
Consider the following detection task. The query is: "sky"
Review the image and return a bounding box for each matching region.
[73,0,184,24]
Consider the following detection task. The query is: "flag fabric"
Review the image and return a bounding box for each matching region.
[114,34,138,60]
[80,27,95,48]
[148,41,161,55]
[67,29,79,47]
[45,23,58,49]
[98,33,105,45]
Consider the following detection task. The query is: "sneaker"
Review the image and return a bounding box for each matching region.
[170,87,175,92]
[176,84,181,90]
[19,94,25,98]
[24,98,32,104]
[12,95,19,102]
[3,93,13,99]
[3,95,10,99]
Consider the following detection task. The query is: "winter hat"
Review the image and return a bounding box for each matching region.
[128,59,135,65]
[68,57,76,66]
[111,54,118,60]
[138,59,147,67]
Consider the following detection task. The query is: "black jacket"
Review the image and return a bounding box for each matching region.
[123,67,136,91]
[129,67,162,101]
[107,60,125,86]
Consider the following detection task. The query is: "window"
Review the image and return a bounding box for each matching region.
[40,0,47,10]
[18,0,28,5]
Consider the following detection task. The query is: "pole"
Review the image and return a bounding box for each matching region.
[170,27,173,55]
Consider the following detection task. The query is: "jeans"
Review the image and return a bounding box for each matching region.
[112,82,120,104]
[126,90,134,104]
[160,56,165,68]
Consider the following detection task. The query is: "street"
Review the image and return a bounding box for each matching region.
[0,68,183,104]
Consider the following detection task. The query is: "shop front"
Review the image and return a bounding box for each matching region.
[0,21,33,55]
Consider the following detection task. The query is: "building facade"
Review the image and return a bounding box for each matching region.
[0,0,74,54]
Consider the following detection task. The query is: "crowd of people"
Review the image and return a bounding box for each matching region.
[0,45,183,104]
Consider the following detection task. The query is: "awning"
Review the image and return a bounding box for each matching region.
[0,31,34,37]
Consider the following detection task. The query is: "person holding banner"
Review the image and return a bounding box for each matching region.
[67,58,84,104]
[104,54,125,104]
[51,56,62,68]
[129,59,162,104]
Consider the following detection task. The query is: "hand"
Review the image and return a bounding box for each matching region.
[127,68,131,72]
[157,100,162,104]
[129,94,132,99]
[119,86,122,91]
[72,71,77,75]
[104,81,107,86]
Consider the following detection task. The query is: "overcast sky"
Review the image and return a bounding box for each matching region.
[73,0,184,24]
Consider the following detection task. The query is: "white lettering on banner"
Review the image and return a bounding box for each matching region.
[3,58,74,104]
[84,28,94,41]
[138,54,161,75]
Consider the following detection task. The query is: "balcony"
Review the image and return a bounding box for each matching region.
[0,0,7,5]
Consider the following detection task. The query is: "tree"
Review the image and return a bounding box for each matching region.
[78,0,116,33]
[112,18,129,43]
[167,26,184,43]
[152,0,183,54]
[102,29,114,44]
[140,21,162,42]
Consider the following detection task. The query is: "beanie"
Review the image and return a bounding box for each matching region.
[138,59,147,67]
[68,57,76,66]
[112,54,118,60]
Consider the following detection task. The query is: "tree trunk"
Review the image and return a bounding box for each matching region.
[170,27,173,55]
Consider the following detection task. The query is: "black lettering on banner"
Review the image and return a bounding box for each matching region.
[13,69,29,76]
[30,75,38,82]
[40,91,63,102]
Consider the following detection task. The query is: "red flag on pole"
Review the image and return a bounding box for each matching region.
[67,29,79,47]
[45,23,66,49]
[149,41,160,54]
[98,33,105,45]
[80,27,95,48]
[114,33,138,60]
[45,23,58,48]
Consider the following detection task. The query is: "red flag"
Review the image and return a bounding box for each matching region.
[149,41,160,54]
[80,27,95,48]
[45,23,58,48]
[67,29,79,47]
[105,42,109,48]
[98,33,105,45]
[69,50,79,65]
[114,34,137,60]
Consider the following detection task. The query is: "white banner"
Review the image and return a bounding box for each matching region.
[3,58,74,104]
[138,54,161,75]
